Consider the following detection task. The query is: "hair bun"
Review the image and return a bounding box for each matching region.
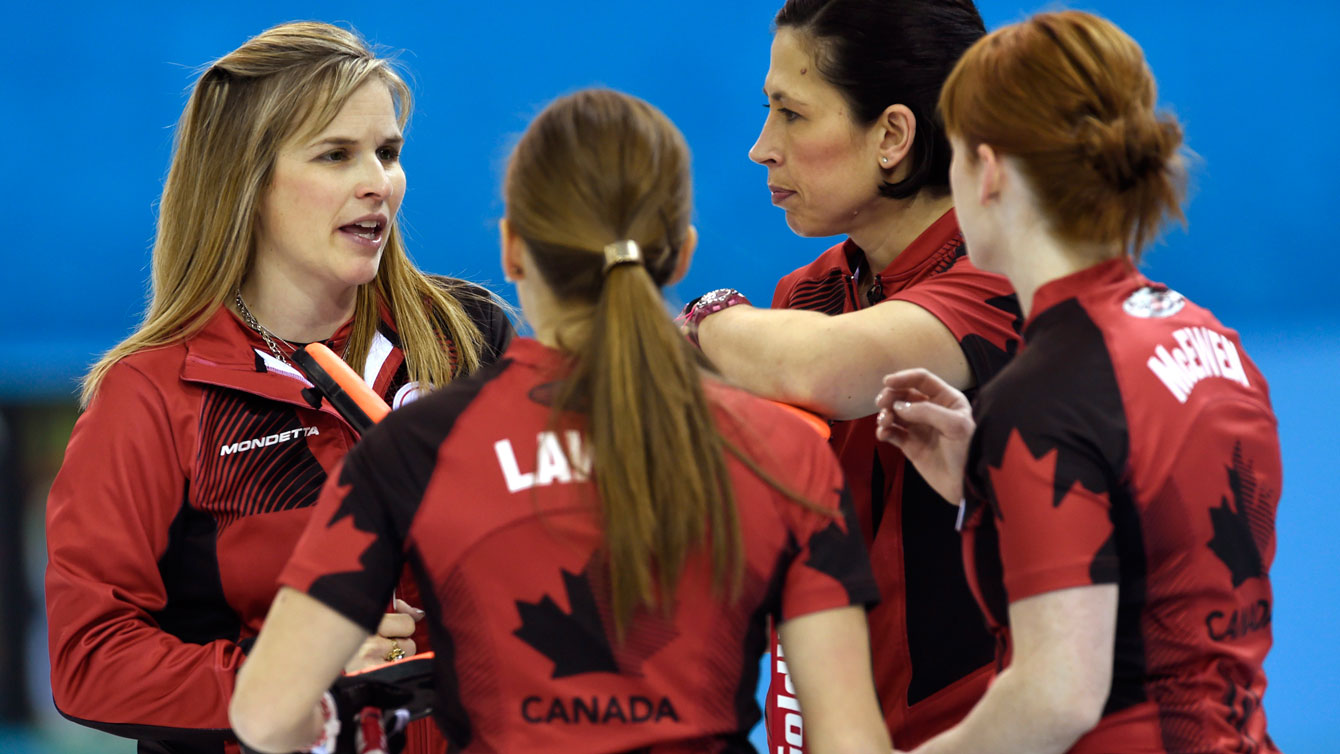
[939,10,1187,258]
[1078,111,1181,192]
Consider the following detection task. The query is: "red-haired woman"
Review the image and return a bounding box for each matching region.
[228,89,890,754]
[876,10,1281,753]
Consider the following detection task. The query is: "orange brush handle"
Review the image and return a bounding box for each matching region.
[769,400,831,439]
[344,651,436,678]
[302,343,390,425]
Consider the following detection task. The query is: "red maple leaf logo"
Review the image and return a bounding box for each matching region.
[514,557,679,679]
[312,480,379,576]
[961,293,1022,357]
[1207,441,1269,588]
[987,429,1114,581]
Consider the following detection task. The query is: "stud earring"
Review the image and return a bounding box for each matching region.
[881,157,889,164]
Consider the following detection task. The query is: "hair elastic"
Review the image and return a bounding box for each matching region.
[603,240,642,273]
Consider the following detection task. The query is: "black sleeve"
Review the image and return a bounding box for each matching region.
[430,276,515,367]
[282,362,508,633]
[461,287,514,365]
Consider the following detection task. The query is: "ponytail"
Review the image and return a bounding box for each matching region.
[504,89,746,637]
[550,247,741,637]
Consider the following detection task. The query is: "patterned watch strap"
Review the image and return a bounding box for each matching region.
[677,288,752,349]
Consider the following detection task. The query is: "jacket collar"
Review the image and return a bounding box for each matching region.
[180,305,403,408]
[842,207,963,283]
[1023,257,1146,335]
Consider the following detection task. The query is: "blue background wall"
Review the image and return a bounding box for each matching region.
[3,1,1336,750]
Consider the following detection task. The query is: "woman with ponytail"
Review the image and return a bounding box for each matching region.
[875,11,1281,753]
[230,88,890,754]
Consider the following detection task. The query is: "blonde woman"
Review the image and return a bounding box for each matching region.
[44,21,510,753]
[229,89,889,754]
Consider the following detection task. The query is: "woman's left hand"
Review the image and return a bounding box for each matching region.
[343,598,424,673]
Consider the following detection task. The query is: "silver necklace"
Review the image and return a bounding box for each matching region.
[233,289,294,365]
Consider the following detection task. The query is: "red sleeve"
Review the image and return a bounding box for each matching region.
[774,425,880,621]
[982,426,1118,603]
[888,255,1020,385]
[44,361,243,737]
[771,268,800,308]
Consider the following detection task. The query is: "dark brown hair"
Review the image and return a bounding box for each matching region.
[940,10,1186,259]
[776,0,985,199]
[503,89,740,636]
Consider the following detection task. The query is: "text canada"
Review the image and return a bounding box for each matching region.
[520,695,680,724]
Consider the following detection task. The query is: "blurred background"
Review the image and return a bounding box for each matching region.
[3,1,1336,751]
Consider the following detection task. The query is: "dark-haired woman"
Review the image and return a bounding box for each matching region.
[876,11,1280,753]
[228,88,891,754]
[680,0,1018,748]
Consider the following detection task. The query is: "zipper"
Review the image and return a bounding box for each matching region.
[848,255,886,309]
[847,262,863,310]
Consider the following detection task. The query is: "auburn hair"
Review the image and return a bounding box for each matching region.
[81,21,487,406]
[939,10,1186,258]
[503,89,742,636]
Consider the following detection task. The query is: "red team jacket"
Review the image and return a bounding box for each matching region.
[45,285,510,754]
[767,209,1021,751]
[279,336,881,753]
[962,259,1280,752]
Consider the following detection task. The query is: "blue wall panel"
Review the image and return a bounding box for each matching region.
[3,2,1334,749]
